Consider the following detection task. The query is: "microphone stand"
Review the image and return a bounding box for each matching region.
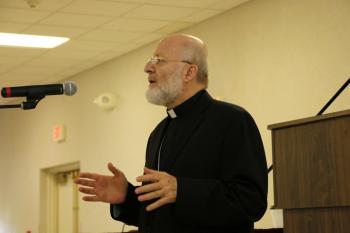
[0,104,22,109]
[268,77,349,174]
[0,96,45,110]
[317,77,350,115]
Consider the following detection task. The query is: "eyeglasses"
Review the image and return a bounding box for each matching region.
[147,56,192,65]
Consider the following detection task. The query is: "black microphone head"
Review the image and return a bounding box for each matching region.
[63,81,77,96]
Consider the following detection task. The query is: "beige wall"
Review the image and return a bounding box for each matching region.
[1,0,350,232]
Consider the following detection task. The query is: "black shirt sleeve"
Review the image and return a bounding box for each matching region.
[110,183,140,227]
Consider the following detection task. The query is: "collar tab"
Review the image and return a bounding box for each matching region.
[167,109,177,119]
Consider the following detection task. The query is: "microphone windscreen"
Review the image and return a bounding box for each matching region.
[63,81,77,96]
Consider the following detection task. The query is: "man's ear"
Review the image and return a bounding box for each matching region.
[183,64,198,82]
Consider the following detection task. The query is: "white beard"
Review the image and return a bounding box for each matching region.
[146,70,183,106]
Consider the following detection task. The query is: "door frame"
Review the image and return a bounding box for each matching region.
[39,161,80,233]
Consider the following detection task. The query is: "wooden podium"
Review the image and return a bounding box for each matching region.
[268,109,350,233]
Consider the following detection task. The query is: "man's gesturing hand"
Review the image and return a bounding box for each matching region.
[135,167,177,211]
[75,162,128,204]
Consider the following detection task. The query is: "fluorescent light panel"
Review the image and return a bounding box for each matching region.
[0,32,69,48]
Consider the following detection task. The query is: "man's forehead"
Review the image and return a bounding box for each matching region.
[154,39,183,57]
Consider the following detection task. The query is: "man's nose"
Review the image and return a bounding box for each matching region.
[144,62,155,74]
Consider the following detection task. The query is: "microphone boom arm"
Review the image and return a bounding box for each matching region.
[22,96,45,110]
[0,104,22,109]
[0,96,45,110]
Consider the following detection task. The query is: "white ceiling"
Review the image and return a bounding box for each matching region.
[0,0,248,103]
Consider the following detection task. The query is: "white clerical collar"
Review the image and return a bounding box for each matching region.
[167,109,177,119]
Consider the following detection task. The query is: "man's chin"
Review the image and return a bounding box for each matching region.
[145,89,165,106]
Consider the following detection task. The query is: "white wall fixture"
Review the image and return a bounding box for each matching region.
[93,93,117,111]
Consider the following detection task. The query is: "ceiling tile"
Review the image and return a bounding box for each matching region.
[124,5,199,21]
[156,21,193,33]
[0,65,16,76]
[208,0,249,10]
[40,47,102,60]
[0,0,31,8]
[70,60,101,72]
[0,57,32,65]
[79,29,143,42]
[0,72,49,84]
[90,50,119,63]
[39,13,111,28]
[10,66,60,76]
[21,57,82,69]
[111,42,145,55]
[61,0,138,16]
[0,47,47,57]
[57,64,94,78]
[106,0,147,3]
[59,39,118,52]
[0,8,51,23]
[132,32,165,45]
[141,0,220,8]
[0,0,74,11]
[0,64,15,74]
[0,22,30,33]
[101,18,170,32]
[23,25,88,38]
[183,9,222,22]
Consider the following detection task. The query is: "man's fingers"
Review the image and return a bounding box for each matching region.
[82,195,100,202]
[145,198,168,211]
[144,167,157,174]
[136,174,159,183]
[75,178,96,187]
[138,189,163,201]
[79,187,97,195]
[136,167,163,182]
[77,172,99,180]
[108,162,121,176]
[135,182,161,194]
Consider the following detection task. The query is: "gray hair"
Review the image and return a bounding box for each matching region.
[179,35,209,88]
[194,48,208,87]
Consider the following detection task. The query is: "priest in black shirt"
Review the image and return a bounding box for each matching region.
[75,34,268,233]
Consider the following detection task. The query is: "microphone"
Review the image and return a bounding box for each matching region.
[1,81,77,98]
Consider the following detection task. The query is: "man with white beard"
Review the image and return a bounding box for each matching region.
[75,34,268,233]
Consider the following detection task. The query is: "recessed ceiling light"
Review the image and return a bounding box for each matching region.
[0,32,70,48]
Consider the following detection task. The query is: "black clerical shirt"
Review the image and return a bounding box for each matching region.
[156,90,206,171]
